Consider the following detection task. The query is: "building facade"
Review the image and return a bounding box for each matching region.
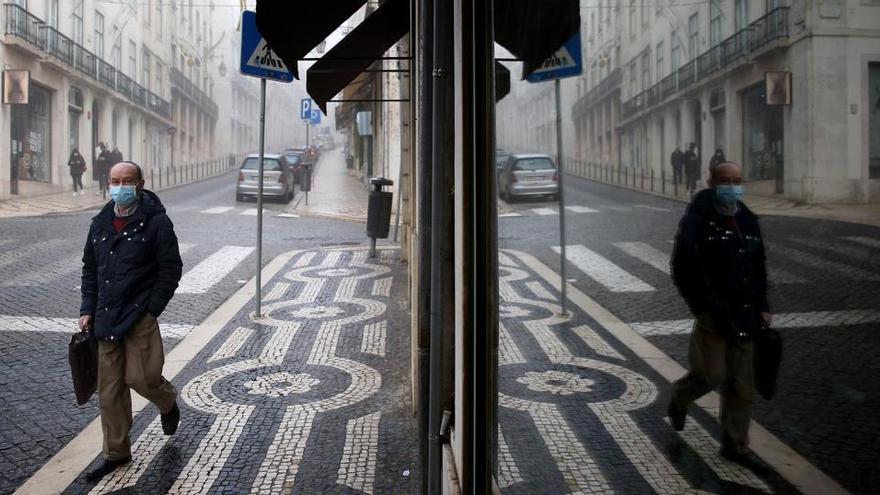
[616,0,880,203]
[1,0,218,200]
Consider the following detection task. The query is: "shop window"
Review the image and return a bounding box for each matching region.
[11,84,52,183]
[870,63,880,178]
[742,84,784,183]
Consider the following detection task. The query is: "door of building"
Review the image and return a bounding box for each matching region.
[742,83,784,192]
[91,100,100,182]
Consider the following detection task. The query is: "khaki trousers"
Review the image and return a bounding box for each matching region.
[671,315,756,449]
[97,313,178,460]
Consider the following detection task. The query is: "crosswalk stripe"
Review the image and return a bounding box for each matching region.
[202,206,235,214]
[241,208,259,216]
[498,212,523,218]
[841,236,880,249]
[630,309,880,336]
[598,204,631,212]
[791,237,878,265]
[530,207,558,216]
[0,315,193,339]
[553,244,655,292]
[768,242,880,281]
[565,206,600,213]
[277,213,300,218]
[613,242,670,274]
[177,246,256,294]
[178,243,196,255]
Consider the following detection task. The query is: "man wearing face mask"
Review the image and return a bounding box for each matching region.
[79,161,183,481]
[667,161,772,464]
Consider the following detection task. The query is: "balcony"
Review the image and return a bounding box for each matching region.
[3,3,171,120]
[572,68,622,119]
[171,67,219,120]
[620,6,790,121]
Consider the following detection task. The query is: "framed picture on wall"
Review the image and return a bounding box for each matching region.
[2,70,30,104]
[765,71,791,106]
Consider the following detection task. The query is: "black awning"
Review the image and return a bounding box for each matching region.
[306,0,410,113]
[255,0,367,79]
[495,62,510,102]
[495,0,580,77]
[334,71,376,130]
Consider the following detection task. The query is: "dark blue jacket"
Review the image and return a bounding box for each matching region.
[80,190,182,340]
[671,188,770,337]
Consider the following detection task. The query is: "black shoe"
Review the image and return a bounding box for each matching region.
[667,400,686,431]
[162,402,180,435]
[84,456,131,482]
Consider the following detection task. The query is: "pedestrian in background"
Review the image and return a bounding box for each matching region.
[68,148,86,196]
[708,148,726,176]
[667,161,772,464]
[95,143,110,196]
[684,142,699,197]
[111,145,123,169]
[79,161,183,481]
[670,145,684,187]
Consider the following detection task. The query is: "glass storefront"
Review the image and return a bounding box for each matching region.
[10,84,52,184]
[742,83,784,189]
[870,63,879,179]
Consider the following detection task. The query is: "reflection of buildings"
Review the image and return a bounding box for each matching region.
[0,0,217,199]
[498,1,880,204]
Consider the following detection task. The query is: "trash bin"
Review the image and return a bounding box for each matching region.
[345,154,354,169]
[300,164,312,192]
[367,177,394,258]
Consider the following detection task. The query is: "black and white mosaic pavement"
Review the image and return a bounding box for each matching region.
[63,247,417,494]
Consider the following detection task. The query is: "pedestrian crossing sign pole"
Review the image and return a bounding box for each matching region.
[526,33,583,317]
[240,10,293,317]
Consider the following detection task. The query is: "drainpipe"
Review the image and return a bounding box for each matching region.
[428,0,455,489]
[417,0,434,492]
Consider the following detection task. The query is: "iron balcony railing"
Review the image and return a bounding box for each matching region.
[621,6,790,121]
[170,67,218,119]
[572,68,622,118]
[3,3,170,120]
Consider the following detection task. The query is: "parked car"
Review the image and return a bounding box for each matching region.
[498,153,559,202]
[283,150,305,184]
[235,153,294,202]
[495,149,510,182]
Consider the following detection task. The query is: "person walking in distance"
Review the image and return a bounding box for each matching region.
[708,148,727,176]
[683,142,700,197]
[667,161,772,464]
[111,145,124,169]
[670,145,684,188]
[79,161,183,481]
[68,148,86,196]
[95,143,111,195]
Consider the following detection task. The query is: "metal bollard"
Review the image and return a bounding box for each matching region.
[366,177,394,259]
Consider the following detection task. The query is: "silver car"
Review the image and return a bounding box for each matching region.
[235,154,295,202]
[498,153,559,202]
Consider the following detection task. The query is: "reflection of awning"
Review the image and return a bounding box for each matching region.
[255,0,367,79]
[495,63,510,102]
[306,0,410,113]
[495,0,581,77]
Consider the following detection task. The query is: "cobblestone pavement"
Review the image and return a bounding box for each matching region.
[55,247,417,494]
[500,175,880,494]
[0,173,379,494]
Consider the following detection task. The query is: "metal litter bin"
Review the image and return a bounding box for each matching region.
[367,177,394,258]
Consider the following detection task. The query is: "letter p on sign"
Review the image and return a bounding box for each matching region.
[300,98,312,121]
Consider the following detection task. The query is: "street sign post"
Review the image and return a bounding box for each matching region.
[526,33,583,317]
[239,10,293,318]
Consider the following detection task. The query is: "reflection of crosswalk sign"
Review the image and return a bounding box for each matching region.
[239,11,293,82]
[526,33,583,83]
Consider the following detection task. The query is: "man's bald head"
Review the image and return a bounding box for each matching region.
[109,161,145,189]
[708,161,743,187]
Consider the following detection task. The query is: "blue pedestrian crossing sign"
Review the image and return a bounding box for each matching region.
[301,98,322,124]
[240,11,293,82]
[526,32,583,83]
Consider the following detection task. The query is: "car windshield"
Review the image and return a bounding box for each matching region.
[495,155,509,166]
[285,154,302,164]
[241,158,282,171]
[513,157,554,171]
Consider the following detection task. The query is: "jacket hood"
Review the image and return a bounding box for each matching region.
[93,189,166,223]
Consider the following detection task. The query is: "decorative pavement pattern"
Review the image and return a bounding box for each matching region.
[495,249,800,494]
[64,247,418,494]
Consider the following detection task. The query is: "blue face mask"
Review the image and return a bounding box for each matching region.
[110,185,139,207]
[714,184,743,214]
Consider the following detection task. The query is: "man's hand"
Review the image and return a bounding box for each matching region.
[760,312,772,328]
[79,315,93,332]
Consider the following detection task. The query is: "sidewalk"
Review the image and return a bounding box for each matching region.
[17,245,420,494]
[0,159,236,219]
[287,148,371,222]
[564,164,880,228]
